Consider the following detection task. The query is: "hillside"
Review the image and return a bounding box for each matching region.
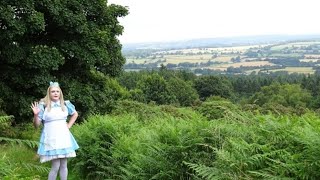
[123,35,320,75]
[123,34,320,50]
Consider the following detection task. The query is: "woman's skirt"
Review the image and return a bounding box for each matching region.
[37,120,79,163]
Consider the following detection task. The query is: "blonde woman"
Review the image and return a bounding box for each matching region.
[31,82,79,180]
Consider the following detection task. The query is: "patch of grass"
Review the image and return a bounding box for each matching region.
[0,144,49,179]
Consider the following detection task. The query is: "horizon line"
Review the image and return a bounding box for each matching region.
[121,33,320,45]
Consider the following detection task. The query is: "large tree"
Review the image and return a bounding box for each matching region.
[194,75,234,100]
[0,0,128,122]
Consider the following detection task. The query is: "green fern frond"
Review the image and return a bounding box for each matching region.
[248,170,293,179]
[0,137,38,148]
[185,162,221,180]
[22,162,50,173]
[0,115,13,124]
[0,155,14,177]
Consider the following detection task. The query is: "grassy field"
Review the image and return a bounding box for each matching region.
[209,61,275,70]
[270,41,320,50]
[163,54,212,64]
[212,56,235,62]
[300,59,319,62]
[264,67,315,74]
[125,41,320,74]
[304,54,320,58]
[0,144,48,179]
[0,143,81,179]
[269,53,302,58]
[156,45,264,55]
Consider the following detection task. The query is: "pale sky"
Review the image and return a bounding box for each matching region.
[108,0,320,44]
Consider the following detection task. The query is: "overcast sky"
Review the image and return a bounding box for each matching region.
[108,0,320,44]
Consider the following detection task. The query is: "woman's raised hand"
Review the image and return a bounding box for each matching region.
[31,101,40,115]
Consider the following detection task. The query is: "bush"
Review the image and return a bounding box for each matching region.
[111,100,166,122]
[70,110,215,179]
[67,106,320,179]
[194,98,240,120]
[0,116,16,138]
[63,73,129,121]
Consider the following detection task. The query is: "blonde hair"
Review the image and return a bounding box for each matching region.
[40,86,66,112]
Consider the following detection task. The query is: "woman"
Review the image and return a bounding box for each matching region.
[31,82,79,180]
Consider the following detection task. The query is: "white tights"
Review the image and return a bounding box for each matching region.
[48,158,68,180]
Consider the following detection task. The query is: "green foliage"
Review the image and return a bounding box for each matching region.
[4,101,320,179]
[71,107,214,179]
[138,73,177,105]
[128,88,146,102]
[194,75,234,100]
[250,83,312,108]
[0,137,38,149]
[117,71,148,90]
[0,0,128,122]
[260,102,308,115]
[70,115,138,179]
[0,115,14,137]
[195,97,240,120]
[112,100,199,122]
[111,100,167,122]
[0,144,49,179]
[0,114,48,179]
[61,71,129,120]
[167,77,199,106]
[309,95,320,109]
[186,112,320,179]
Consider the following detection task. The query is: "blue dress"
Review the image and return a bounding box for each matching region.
[37,100,79,163]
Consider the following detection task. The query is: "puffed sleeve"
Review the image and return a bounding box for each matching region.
[38,102,45,121]
[65,100,76,115]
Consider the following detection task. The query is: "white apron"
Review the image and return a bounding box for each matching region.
[42,106,72,151]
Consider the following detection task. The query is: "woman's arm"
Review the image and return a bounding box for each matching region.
[67,111,78,129]
[33,114,41,128]
[31,102,41,128]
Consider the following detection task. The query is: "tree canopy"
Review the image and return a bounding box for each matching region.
[0,0,128,122]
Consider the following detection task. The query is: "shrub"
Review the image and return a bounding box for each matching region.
[194,98,239,120]
[70,110,215,179]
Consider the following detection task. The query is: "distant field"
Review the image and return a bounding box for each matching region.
[270,41,320,50]
[219,61,274,68]
[125,41,320,75]
[163,54,244,64]
[212,56,234,62]
[157,45,266,55]
[299,59,319,62]
[288,41,320,45]
[269,53,302,57]
[265,67,315,74]
[304,54,320,58]
[163,54,212,64]
[205,61,275,71]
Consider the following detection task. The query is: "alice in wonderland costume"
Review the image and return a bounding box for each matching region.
[37,100,79,163]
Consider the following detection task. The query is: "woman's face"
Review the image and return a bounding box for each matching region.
[50,87,61,102]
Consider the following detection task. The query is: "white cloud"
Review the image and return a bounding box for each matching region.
[109,0,320,43]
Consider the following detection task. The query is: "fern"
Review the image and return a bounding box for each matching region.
[0,155,14,177]
[0,137,38,148]
[185,162,221,180]
[22,162,50,173]
[0,115,14,137]
[0,115,13,124]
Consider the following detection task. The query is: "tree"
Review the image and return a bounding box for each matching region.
[0,0,128,122]
[194,75,234,100]
[138,74,177,105]
[249,83,312,108]
[167,77,198,106]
